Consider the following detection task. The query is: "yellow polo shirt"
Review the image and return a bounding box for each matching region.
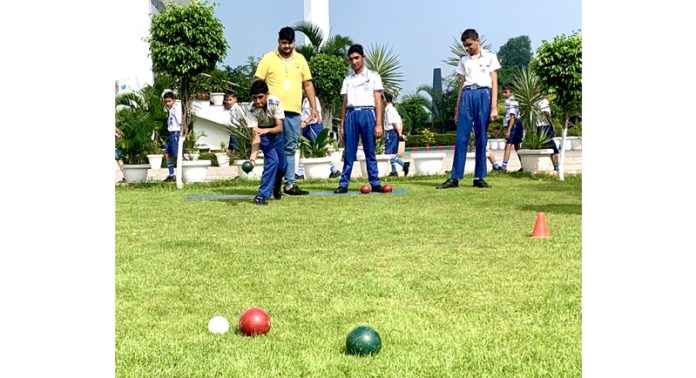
[254,50,312,113]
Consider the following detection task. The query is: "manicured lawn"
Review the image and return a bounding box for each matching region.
[116,172,581,377]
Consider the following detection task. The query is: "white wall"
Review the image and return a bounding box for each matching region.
[303,0,330,46]
[114,0,155,94]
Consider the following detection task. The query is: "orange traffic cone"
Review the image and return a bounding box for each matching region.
[531,212,550,238]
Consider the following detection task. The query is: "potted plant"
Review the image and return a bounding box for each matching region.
[181,128,212,182]
[299,128,335,179]
[410,129,446,175]
[115,91,162,183]
[202,69,231,106]
[357,136,391,178]
[214,141,231,167]
[226,119,264,180]
[512,68,556,173]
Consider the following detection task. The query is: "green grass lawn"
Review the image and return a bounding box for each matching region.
[116,172,581,377]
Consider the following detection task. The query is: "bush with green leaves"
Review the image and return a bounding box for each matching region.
[299,128,333,158]
[115,90,162,164]
[309,54,349,118]
[511,68,552,149]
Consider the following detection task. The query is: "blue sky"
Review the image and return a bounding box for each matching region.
[215,0,581,97]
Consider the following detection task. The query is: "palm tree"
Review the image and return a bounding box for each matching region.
[293,21,353,61]
[365,44,404,98]
[511,68,551,149]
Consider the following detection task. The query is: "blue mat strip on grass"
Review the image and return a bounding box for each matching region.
[185,189,406,200]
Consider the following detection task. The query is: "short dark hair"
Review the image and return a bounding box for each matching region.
[163,91,175,100]
[383,92,393,103]
[461,29,479,42]
[501,83,514,91]
[278,26,295,42]
[250,80,269,96]
[348,44,364,57]
[224,90,237,101]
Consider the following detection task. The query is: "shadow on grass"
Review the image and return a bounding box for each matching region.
[520,203,582,215]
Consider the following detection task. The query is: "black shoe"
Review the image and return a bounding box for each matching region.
[403,162,410,176]
[163,175,175,182]
[334,187,348,194]
[296,174,305,180]
[388,172,398,177]
[329,170,340,178]
[492,165,502,171]
[436,178,459,189]
[253,196,268,205]
[517,168,524,172]
[273,185,282,200]
[284,184,309,195]
[371,185,383,193]
[473,179,491,188]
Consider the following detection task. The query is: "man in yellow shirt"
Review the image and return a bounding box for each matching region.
[255,26,319,195]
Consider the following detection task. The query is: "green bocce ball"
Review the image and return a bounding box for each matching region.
[346,325,382,355]
[242,160,254,173]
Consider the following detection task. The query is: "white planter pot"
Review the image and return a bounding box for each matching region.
[330,150,343,165]
[181,160,211,183]
[497,140,506,150]
[300,156,334,179]
[122,164,150,183]
[214,152,230,167]
[210,92,224,106]
[465,152,477,173]
[147,154,163,170]
[517,149,555,173]
[488,140,497,150]
[570,137,582,150]
[358,154,391,178]
[411,152,446,175]
[234,160,264,180]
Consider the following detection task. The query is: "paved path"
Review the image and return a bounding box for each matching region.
[116,148,582,183]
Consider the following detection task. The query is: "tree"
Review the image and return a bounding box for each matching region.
[497,35,533,69]
[399,95,430,135]
[532,31,582,180]
[149,0,228,187]
[364,44,404,98]
[308,54,349,126]
[222,56,259,102]
[293,21,353,61]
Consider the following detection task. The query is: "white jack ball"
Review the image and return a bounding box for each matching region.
[208,316,229,334]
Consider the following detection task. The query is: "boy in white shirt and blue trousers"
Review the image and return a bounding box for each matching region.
[438,29,500,189]
[383,92,409,177]
[162,91,181,182]
[335,44,384,194]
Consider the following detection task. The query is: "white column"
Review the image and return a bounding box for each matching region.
[303,0,330,46]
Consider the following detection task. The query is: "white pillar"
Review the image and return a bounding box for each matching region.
[303,0,330,46]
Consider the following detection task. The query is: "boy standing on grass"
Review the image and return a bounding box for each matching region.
[500,84,523,171]
[247,80,287,205]
[223,90,245,159]
[162,91,181,182]
[437,28,500,189]
[383,92,410,177]
[335,44,384,194]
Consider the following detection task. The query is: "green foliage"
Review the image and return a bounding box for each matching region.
[198,151,217,165]
[522,127,552,150]
[201,68,233,93]
[532,31,582,126]
[405,134,456,147]
[374,136,386,155]
[227,126,254,161]
[222,57,258,102]
[421,129,436,147]
[299,128,332,158]
[498,35,533,68]
[399,95,430,135]
[395,103,412,136]
[309,54,348,116]
[149,1,227,82]
[293,21,353,61]
[365,44,404,98]
[115,90,162,164]
[149,0,228,141]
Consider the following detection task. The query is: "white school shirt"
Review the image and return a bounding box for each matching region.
[301,96,322,125]
[248,95,285,127]
[456,49,501,88]
[167,102,182,132]
[383,103,401,131]
[504,95,520,126]
[340,68,384,107]
[535,98,551,127]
